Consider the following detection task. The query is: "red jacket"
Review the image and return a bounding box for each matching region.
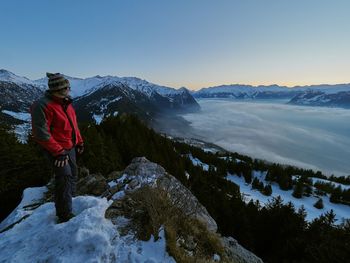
[30,92,84,156]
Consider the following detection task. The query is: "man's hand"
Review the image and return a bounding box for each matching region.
[54,153,69,167]
[76,144,84,155]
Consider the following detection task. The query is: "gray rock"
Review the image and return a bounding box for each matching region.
[105,157,263,263]
[221,236,263,263]
[114,157,217,232]
[77,173,108,196]
[107,170,123,181]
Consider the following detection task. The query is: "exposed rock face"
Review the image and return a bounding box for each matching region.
[107,157,218,232]
[221,237,263,263]
[76,173,108,196]
[104,157,263,263]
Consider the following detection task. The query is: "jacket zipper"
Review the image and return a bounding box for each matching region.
[63,104,77,146]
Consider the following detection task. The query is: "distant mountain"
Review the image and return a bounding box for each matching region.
[0,69,199,136]
[192,84,298,99]
[74,81,163,123]
[0,70,45,125]
[192,83,350,108]
[288,90,350,108]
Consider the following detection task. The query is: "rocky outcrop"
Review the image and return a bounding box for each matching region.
[76,172,108,196]
[104,157,263,263]
[106,157,218,232]
[221,237,263,263]
[42,156,263,262]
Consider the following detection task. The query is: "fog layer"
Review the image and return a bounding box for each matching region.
[180,99,350,176]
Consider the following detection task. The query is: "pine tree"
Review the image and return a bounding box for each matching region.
[263,184,272,196]
[252,177,260,189]
[292,180,304,199]
[329,186,342,203]
[314,198,324,209]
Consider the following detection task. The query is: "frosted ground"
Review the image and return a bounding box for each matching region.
[180,99,350,177]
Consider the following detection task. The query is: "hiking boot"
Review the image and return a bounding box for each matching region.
[57,213,75,224]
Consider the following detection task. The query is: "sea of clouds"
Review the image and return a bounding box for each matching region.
[180,99,350,176]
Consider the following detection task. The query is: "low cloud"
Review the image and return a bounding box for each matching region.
[179,99,350,176]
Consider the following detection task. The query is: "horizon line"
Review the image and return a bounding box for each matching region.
[1,68,349,91]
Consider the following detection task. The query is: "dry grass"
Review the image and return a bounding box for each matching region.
[121,185,229,263]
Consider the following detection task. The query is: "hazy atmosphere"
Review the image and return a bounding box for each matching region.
[180,99,350,176]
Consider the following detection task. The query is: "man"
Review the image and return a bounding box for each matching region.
[30,72,84,223]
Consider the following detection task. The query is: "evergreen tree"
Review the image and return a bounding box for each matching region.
[252,177,260,189]
[314,198,324,209]
[292,180,304,198]
[243,170,252,184]
[263,184,272,196]
[329,186,342,203]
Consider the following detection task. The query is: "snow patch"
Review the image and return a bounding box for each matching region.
[0,191,175,263]
[226,173,350,223]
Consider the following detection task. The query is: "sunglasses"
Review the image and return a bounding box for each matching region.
[57,86,71,92]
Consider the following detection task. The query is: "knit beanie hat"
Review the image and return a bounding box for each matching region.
[46,72,70,91]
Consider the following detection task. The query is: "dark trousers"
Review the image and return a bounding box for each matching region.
[44,148,78,219]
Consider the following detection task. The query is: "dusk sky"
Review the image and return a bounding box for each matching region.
[1,0,350,90]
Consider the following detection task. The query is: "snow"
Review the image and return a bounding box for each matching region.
[226,172,350,223]
[93,113,104,125]
[108,181,117,188]
[195,84,289,96]
[14,122,31,143]
[2,110,31,122]
[0,186,48,231]
[213,254,221,262]
[112,190,126,200]
[194,83,350,96]
[0,69,40,87]
[310,177,350,191]
[33,73,185,99]
[0,188,175,263]
[187,154,210,171]
[1,110,32,142]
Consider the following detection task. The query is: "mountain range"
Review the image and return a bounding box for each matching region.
[0,69,200,127]
[191,83,350,107]
[1,69,350,139]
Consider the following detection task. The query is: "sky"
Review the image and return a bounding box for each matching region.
[1,0,350,90]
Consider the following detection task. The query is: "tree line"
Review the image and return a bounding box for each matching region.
[0,113,349,263]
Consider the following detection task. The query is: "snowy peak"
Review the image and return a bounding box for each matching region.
[193,83,350,108]
[289,90,350,108]
[0,69,38,86]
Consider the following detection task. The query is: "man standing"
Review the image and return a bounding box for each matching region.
[31,72,84,223]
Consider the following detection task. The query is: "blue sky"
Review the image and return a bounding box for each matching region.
[1,0,350,90]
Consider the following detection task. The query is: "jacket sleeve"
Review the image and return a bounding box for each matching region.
[76,126,84,146]
[30,101,65,156]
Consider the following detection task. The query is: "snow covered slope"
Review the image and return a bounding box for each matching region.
[288,90,350,108]
[0,188,175,263]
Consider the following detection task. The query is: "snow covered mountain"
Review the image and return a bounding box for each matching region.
[192,84,299,99]
[74,81,200,124]
[74,81,164,124]
[0,70,44,127]
[0,69,199,137]
[288,90,350,108]
[192,83,350,108]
